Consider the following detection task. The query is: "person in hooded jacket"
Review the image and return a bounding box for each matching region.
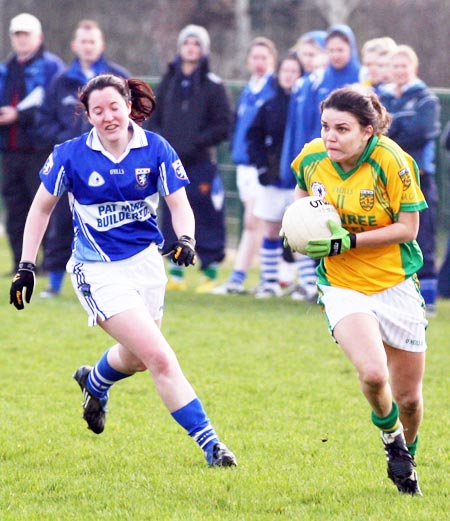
[309,24,361,140]
[150,24,232,293]
[279,30,328,299]
[379,45,441,316]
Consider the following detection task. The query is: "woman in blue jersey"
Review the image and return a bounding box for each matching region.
[9,74,237,467]
[214,37,278,294]
[246,52,302,298]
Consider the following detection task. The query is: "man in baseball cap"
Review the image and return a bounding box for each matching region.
[0,13,64,274]
[9,12,42,34]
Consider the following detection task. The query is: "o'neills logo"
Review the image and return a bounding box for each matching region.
[359,189,374,211]
[398,168,411,191]
[135,167,151,187]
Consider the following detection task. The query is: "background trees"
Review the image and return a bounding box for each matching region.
[0,0,449,87]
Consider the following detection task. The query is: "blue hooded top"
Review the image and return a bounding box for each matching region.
[310,24,361,138]
[379,79,441,175]
[279,30,327,188]
[230,73,277,165]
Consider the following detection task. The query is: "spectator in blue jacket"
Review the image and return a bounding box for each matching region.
[0,13,64,274]
[279,30,328,299]
[379,45,441,316]
[246,53,302,298]
[309,24,361,140]
[437,120,450,299]
[36,19,130,298]
[214,37,277,295]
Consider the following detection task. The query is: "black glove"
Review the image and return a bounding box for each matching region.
[10,261,36,310]
[165,235,197,266]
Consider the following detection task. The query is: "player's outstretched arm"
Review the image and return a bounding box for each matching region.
[10,184,60,310]
[163,188,197,266]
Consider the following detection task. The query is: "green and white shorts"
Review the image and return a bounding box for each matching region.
[318,277,428,352]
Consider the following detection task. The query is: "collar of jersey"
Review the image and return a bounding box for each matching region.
[86,119,149,160]
[331,135,379,179]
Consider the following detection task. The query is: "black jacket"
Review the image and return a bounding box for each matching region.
[150,57,231,165]
[246,83,291,186]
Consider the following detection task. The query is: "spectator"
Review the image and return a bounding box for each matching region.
[278,25,360,300]
[279,30,327,299]
[214,37,277,295]
[309,24,361,140]
[291,30,327,76]
[359,36,397,95]
[150,24,232,293]
[246,53,302,298]
[0,13,64,274]
[36,19,130,298]
[437,119,450,299]
[379,45,441,316]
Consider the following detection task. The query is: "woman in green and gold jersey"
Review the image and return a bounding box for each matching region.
[289,85,427,496]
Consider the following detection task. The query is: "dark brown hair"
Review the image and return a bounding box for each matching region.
[320,85,391,135]
[79,74,156,123]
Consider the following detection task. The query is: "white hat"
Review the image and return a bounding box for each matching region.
[177,24,210,56]
[9,13,42,35]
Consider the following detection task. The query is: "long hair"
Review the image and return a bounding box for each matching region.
[79,74,156,124]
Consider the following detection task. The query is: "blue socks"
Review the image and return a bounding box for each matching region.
[48,270,65,293]
[260,238,282,285]
[420,278,437,306]
[171,398,219,453]
[229,269,247,286]
[87,350,132,399]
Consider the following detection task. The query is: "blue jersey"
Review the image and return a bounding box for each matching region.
[40,120,189,262]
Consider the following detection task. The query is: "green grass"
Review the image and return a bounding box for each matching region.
[0,240,449,520]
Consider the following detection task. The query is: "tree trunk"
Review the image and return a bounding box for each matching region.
[315,0,361,25]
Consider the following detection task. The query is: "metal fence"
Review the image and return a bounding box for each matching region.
[216,84,450,247]
[1,81,448,248]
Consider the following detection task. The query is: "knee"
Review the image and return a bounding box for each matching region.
[396,391,423,415]
[359,366,389,391]
[147,349,176,376]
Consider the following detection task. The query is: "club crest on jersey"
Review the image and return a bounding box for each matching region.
[311,182,327,198]
[359,189,374,211]
[88,171,105,187]
[42,154,54,175]
[172,159,188,180]
[135,167,151,187]
[398,168,411,191]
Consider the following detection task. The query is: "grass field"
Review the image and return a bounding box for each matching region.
[0,239,449,520]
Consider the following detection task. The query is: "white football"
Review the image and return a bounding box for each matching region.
[281,196,341,254]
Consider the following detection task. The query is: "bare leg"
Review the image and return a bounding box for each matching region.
[385,345,425,445]
[233,198,263,272]
[333,313,393,418]
[99,307,196,412]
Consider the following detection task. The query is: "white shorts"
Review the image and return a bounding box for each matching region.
[318,277,428,352]
[67,243,167,327]
[253,185,295,222]
[236,164,259,202]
